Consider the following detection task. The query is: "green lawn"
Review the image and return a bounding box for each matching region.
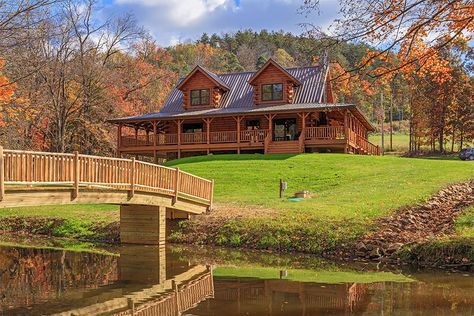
[369,132,472,154]
[369,133,411,153]
[456,206,474,238]
[167,154,474,221]
[0,204,119,223]
[166,153,474,252]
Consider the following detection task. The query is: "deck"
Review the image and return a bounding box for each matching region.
[118,126,380,157]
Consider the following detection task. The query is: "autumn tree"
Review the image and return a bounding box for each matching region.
[302,0,474,78]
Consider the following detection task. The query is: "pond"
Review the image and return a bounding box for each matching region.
[0,240,473,315]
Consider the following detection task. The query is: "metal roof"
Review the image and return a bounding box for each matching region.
[160,63,329,114]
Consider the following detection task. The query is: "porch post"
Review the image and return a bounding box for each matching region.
[176,120,182,159]
[344,110,349,153]
[134,127,139,146]
[153,121,158,147]
[233,116,243,154]
[204,117,213,155]
[117,123,122,157]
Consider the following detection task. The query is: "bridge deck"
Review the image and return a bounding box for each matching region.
[0,147,213,214]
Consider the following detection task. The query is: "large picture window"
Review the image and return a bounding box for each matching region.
[190,89,210,106]
[261,83,283,101]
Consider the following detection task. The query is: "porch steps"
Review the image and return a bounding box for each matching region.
[266,141,302,154]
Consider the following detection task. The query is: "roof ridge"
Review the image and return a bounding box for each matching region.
[212,65,320,77]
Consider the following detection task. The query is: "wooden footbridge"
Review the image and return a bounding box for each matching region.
[0,147,214,245]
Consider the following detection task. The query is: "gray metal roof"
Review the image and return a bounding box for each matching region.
[160,64,328,114]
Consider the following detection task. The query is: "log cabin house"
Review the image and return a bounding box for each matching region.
[109,56,379,162]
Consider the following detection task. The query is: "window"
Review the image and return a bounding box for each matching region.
[246,119,260,130]
[183,123,203,133]
[190,89,210,106]
[261,83,283,101]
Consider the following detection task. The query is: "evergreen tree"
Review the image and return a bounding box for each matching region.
[256,55,268,69]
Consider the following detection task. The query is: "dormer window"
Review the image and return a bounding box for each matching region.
[262,83,283,101]
[191,89,210,106]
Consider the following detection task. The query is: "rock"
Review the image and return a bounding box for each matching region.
[385,243,403,255]
[356,242,368,252]
[368,247,381,259]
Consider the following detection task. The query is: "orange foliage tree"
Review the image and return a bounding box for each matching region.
[303,0,474,78]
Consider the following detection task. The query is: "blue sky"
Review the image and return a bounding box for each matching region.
[101,0,340,46]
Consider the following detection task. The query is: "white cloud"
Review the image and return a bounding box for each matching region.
[115,0,231,26]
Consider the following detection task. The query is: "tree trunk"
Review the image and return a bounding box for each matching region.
[380,91,384,156]
[389,90,393,152]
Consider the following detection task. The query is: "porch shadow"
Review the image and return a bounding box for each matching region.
[167,153,300,164]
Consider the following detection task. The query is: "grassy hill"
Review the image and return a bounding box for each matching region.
[166,153,474,253]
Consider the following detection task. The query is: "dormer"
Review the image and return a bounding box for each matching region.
[248,58,301,106]
[177,65,229,110]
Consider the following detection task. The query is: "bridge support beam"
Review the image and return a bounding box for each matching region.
[120,205,166,245]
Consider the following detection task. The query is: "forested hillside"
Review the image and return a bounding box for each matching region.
[0,1,472,155]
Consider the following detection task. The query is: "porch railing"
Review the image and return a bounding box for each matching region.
[356,135,380,155]
[182,132,207,144]
[240,129,269,142]
[305,126,345,140]
[121,135,153,147]
[209,131,237,143]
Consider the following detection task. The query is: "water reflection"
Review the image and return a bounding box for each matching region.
[0,245,213,316]
[0,243,472,315]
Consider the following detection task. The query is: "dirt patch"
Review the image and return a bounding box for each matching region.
[174,203,279,244]
[351,180,474,261]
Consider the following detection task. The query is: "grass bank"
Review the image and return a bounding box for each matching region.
[0,204,119,242]
[166,154,474,254]
[396,206,474,268]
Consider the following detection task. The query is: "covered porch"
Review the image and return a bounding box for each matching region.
[115,108,379,161]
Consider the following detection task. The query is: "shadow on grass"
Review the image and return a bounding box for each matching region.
[166,153,301,165]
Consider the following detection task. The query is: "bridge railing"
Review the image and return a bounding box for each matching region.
[0,147,213,205]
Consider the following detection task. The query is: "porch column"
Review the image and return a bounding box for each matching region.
[153,121,158,147]
[233,116,243,154]
[117,123,123,157]
[134,127,139,146]
[343,110,349,153]
[176,120,183,159]
[265,114,275,137]
[204,117,213,155]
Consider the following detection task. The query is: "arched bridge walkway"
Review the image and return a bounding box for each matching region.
[0,147,213,245]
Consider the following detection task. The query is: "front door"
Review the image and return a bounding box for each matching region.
[273,118,297,141]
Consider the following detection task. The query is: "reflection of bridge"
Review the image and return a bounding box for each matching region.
[0,148,214,244]
[3,246,214,316]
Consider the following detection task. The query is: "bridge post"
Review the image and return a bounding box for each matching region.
[120,204,166,245]
[0,146,3,201]
[129,157,135,198]
[173,167,180,205]
[72,151,79,199]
